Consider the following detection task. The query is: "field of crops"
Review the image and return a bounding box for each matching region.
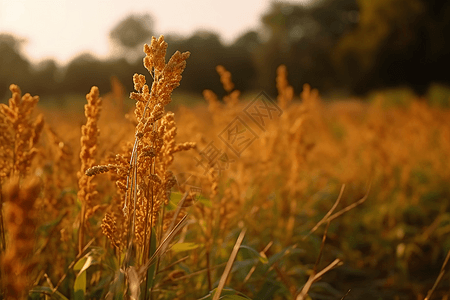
[1,36,450,300]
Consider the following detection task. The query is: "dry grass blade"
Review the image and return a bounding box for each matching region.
[163,191,188,240]
[44,273,55,290]
[156,256,189,275]
[296,182,370,299]
[307,181,371,240]
[296,258,343,300]
[297,212,340,300]
[158,213,187,257]
[424,249,450,300]
[242,241,273,285]
[126,266,141,300]
[213,227,247,300]
[138,214,188,277]
[314,222,331,274]
[306,184,345,238]
[316,260,342,278]
[53,238,95,293]
[326,184,370,223]
[341,289,351,299]
[158,262,228,283]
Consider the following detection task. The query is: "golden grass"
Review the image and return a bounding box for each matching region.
[78,86,102,254]
[0,85,44,179]
[1,177,40,300]
[1,36,450,299]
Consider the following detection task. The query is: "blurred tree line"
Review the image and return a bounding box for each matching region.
[1,0,450,100]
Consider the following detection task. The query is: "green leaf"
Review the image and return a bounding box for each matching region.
[73,255,97,300]
[89,273,113,299]
[171,242,201,253]
[77,256,94,276]
[74,269,86,300]
[255,279,281,300]
[29,286,69,300]
[166,200,177,211]
[73,257,87,272]
[231,259,258,273]
[74,249,102,274]
[108,270,125,300]
[169,192,212,208]
[167,191,193,210]
[198,195,212,208]
[170,192,185,204]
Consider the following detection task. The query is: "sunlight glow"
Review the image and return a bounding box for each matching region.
[0,0,314,65]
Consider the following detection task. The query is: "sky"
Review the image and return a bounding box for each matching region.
[0,0,312,65]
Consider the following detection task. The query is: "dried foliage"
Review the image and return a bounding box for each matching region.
[1,177,40,300]
[0,85,44,179]
[276,64,294,109]
[1,37,450,300]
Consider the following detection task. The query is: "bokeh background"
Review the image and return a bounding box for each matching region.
[2,1,450,299]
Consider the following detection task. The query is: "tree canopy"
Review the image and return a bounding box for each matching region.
[1,0,450,99]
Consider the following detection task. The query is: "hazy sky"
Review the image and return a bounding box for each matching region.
[0,0,312,65]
